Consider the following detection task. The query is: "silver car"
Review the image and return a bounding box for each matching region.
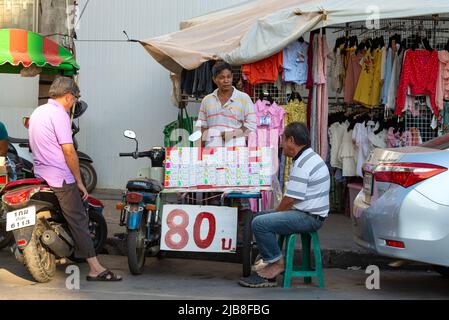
[352,134,449,277]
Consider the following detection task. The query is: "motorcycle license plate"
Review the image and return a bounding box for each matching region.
[6,206,36,232]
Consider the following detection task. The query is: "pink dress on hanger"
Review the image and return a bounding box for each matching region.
[316,34,331,160]
[387,128,401,148]
[248,100,285,211]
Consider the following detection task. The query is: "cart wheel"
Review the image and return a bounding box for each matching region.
[242,210,257,277]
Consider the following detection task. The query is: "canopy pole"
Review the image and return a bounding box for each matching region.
[179,101,186,130]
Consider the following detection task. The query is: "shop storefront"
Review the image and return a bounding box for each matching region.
[139,1,449,216]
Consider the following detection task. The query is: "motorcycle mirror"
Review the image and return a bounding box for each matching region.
[124,130,137,140]
[22,117,30,129]
[189,130,202,142]
[72,101,88,119]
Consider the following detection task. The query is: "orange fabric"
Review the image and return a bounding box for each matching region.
[241,52,283,85]
[10,29,30,66]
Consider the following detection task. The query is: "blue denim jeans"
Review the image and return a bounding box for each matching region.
[252,210,324,263]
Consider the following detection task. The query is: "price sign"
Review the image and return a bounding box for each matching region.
[161,205,237,253]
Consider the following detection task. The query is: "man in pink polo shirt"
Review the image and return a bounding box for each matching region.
[29,77,121,282]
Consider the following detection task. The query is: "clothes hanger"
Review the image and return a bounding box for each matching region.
[288,91,302,102]
[266,94,274,105]
[374,118,385,135]
[347,116,357,131]
[444,38,449,52]
[379,36,385,48]
[421,37,433,51]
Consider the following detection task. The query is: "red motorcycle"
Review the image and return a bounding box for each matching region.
[1,178,107,283]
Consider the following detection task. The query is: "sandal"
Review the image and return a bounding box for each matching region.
[238,272,277,288]
[252,258,269,272]
[86,269,122,282]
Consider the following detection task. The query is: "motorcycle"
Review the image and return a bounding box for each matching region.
[117,130,164,275]
[0,143,28,249]
[10,100,98,193]
[0,178,107,283]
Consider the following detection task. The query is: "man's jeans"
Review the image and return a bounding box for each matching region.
[252,210,324,264]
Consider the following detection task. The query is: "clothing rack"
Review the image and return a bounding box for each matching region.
[330,17,449,51]
[330,16,449,142]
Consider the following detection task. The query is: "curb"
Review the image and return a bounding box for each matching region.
[103,237,432,272]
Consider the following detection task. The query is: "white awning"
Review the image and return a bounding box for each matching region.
[140,0,449,73]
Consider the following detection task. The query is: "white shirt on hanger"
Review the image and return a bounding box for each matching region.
[328,121,347,169]
[338,123,357,177]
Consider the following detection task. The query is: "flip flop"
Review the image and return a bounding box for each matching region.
[252,258,269,272]
[86,269,122,282]
[238,272,277,288]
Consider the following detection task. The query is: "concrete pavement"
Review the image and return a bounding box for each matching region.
[1,189,445,300]
[1,251,449,300]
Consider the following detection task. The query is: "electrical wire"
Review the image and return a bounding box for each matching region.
[74,0,91,30]
[74,39,138,43]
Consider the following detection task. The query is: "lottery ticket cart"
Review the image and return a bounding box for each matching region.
[156,146,275,277]
[156,186,271,277]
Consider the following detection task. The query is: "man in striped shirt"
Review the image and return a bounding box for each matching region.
[239,122,330,288]
[195,62,257,147]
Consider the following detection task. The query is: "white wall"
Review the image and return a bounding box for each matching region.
[0,74,38,138]
[75,0,247,189]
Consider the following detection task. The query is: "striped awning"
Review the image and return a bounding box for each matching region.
[0,29,79,76]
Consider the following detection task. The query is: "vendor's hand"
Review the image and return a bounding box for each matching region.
[77,181,89,201]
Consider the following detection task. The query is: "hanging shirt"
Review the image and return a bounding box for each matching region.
[381,47,393,105]
[192,61,214,98]
[352,122,370,178]
[248,99,285,148]
[381,47,387,83]
[328,47,343,94]
[353,48,383,108]
[283,41,309,85]
[328,121,348,169]
[181,62,215,98]
[195,87,257,147]
[241,52,283,85]
[395,49,440,116]
[344,51,363,104]
[410,127,423,146]
[283,99,307,126]
[385,47,403,110]
[436,50,449,111]
[387,127,401,148]
[368,128,387,151]
[248,100,285,211]
[338,128,357,177]
[282,99,308,191]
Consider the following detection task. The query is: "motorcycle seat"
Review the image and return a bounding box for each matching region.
[9,137,29,145]
[126,179,162,193]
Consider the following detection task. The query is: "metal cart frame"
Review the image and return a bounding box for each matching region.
[157,187,271,277]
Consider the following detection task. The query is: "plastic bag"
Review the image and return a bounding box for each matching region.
[163,109,197,147]
[271,175,283,209]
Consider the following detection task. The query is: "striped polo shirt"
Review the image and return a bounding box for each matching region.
[195,87,257,147]
[285,147,331,217]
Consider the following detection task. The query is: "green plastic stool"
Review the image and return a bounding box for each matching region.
[278,231,325,288]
